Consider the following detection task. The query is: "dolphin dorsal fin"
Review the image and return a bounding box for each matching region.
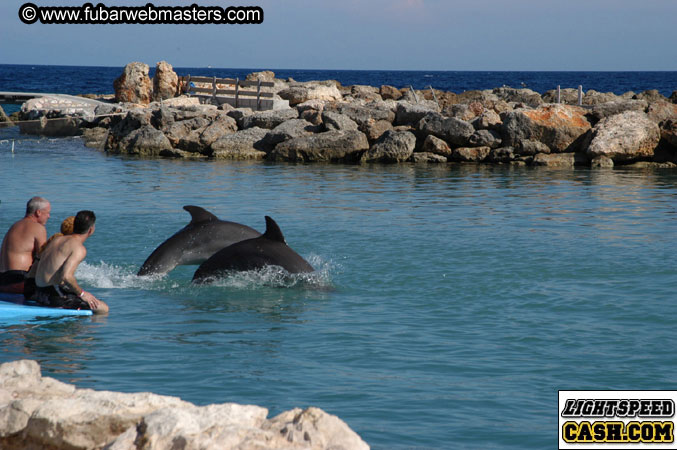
[183,206,218,225]
[263,216,286,243]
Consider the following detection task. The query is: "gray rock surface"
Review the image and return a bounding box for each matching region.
[587,100,648,123]
[411,152,447,163]
[270,130,369,162]
[322,111,359,132]
[395,101,440,126]
[421,135,452,157]
[532,152,588,167]
[262,119,318,149]
[240,108,298,130]
[585,111,661,162]
[417,113,475,147]
[361,130,416,163]
[211,127,268,159]
[451,146,491,162]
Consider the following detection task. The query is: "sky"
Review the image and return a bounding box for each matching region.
[1,0,676,71]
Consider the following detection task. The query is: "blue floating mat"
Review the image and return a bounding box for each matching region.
[0,293,93,319]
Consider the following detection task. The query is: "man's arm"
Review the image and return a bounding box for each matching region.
[31,223,47,260]
[58,246,86,296]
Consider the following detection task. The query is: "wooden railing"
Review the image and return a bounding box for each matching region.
[180,76,275,111]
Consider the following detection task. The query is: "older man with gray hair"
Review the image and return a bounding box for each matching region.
[0,197,51,293]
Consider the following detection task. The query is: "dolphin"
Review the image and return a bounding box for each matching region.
[192,216,314,282]
[137,205,261,276]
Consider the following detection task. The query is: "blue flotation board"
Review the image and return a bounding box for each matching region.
[0,293,93,318]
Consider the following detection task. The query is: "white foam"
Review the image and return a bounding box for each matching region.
[75,256,336,291]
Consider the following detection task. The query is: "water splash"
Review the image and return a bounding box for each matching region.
[192,254,336,290]
[76,261,176,290]
[76,255,336,291]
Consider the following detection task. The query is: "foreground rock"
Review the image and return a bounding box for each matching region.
[0,359,369,450]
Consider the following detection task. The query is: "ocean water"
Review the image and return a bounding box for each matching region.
[1,127,676,448]
[1,64,676,98]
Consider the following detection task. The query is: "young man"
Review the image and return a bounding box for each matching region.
[34,210,109,314]
[0,197,51,293]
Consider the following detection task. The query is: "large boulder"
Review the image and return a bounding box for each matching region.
[262,119,318,149]
[114,62,153,105]
[239,108,298,130]
[361,130,416,163]
[661,120,677,149]
[501,104,591,153]
[451,146,491,162]
[152,61,179,102]
[332,103,396,128]
[646,101,677,126]
[270,130,369,162]
[210,127,268,159]
[421,135,452,157]
[0,360,368,450]
[395,101,440,126]
[416,113,475,147]
[585,111,661,162]
[114,125,173,157]
[587,99,648,123]
[322,111,359,132]
[380,85,403,101]
[468,129,502,149]
[348,85,382,102]
[278,83,342,106]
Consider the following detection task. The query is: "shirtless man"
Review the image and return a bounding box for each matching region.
[34,210,109,314]
[0,197,51,293]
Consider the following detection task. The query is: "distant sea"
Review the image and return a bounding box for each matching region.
[0,64,676,100]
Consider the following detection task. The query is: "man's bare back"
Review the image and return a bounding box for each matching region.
[34,210,108,314]
[36,234,85,288]
[0,217,48,272]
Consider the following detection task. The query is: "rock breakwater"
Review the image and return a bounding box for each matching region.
[15,61,677,168]
[0,360,369,450]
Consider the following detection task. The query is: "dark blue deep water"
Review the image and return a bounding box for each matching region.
[1,64,676,98]
[0,67,676,449]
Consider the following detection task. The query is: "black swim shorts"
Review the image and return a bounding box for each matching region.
[34,285,90,310]
[0,270,27,286]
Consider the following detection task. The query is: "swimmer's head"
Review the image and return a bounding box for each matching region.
[60,216,75,235]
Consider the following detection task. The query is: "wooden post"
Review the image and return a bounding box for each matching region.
[578,85,583,106]
[557,85,561,104]
[235,78,240,108]
[410,85,419,103]
[428,85,439,107]
[256,80,262,111]
[212,76,217,104]
[185,75,191,95]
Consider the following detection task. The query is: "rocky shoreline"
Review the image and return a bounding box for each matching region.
[7,61,677,168]
[0,359,369,450]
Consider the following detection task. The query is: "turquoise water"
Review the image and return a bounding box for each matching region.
[1,132,676,449]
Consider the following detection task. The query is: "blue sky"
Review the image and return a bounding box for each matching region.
[1,0,676,70]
